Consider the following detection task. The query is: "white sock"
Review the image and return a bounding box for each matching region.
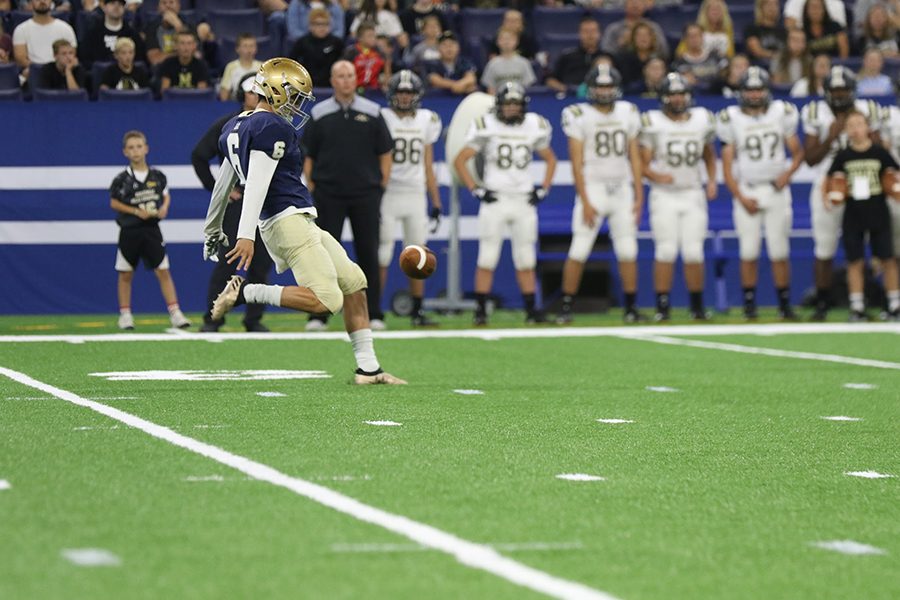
[349,328,380,373]
[244,284,283,306]
[119,307,132,316]
[167,303,181,316]
[849,292,865,312]
[888,290,900,312]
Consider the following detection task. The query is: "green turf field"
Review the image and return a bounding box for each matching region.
[0,314,898,600]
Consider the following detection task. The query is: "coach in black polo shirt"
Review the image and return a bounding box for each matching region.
[302,59,393,330]
[546,16,606,95]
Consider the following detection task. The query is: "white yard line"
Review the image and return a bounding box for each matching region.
[0,322,897,344]
[0,365,617,600]
[622,334,900,370]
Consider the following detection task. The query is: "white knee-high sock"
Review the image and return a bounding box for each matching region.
[349,328,380,373]
[244,284,283,306]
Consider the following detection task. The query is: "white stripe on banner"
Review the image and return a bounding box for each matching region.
[0,162,823,191]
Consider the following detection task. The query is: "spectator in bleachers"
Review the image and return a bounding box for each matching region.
[744,0,786,62]
[859,4,900,58]
[289,8,343,87]
[17,0,72,10]
[672,23,726,92]
[343,21,388,89]
[545,16,604,94]
[802,0,848,58]
[218,33,261,101]
[694,0,734,58]
[783,0,846,30]
[424,30,476,94]
[789,52,830,96]
[0,0,12,9]
[770,27,810,85]
[629,55,667,97]
[615,19,664,88]
[857,47,893,95]
[399,0,448,37]
[0,20,12,65]
[710,52,750,97]
[12,0,77,81]
[39,38,85,89]
[485,9,537,60]
[144,0,215,67]
[80,0,144,68]
[853,0,900,41]
[286,0,345,44]
[403,13,441,73]
[601,0,670,59]
[100,36,150,90]
[158,30,210,90]
[480,27,535,93]
[351,0,408,51]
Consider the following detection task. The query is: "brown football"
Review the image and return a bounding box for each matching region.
[882,169,900,200]
[824,174,848,205]
[399,245,437,280]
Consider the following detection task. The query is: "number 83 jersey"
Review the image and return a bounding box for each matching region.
[716,100,799,184]
[381,107,442,193]
[639,107,716,189]
[561,100,641,183]
[464,112,552,194]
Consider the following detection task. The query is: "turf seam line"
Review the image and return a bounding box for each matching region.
[0,365,619,600]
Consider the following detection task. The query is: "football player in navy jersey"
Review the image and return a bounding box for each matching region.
[203,57,406,385]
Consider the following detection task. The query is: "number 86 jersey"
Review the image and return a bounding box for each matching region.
[560,100,641,183]
[463,112,552,194]
[639,107,716,190]
[381,107,442,194]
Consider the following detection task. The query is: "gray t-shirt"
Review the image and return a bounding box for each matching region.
[480,54,536,90]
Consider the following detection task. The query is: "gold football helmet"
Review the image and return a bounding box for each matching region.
[253,58,315,130]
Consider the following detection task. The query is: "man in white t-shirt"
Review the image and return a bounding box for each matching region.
[12,0,77,80]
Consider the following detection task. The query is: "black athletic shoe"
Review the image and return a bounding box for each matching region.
[555,312,573,325]
[810,306,828,322]
[848,310,869,322]
[886,309,900,322]
[623,308,646,323]
[473,312,488,326]
[244,322,270,332]
[743,305,759,320]
[690,309,711,321]
[200,321,221,332]
[653,307,670,322]
[778,306,799,321]
[525,309,547,324]
[411,313,438,327]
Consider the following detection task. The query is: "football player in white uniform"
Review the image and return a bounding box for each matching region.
[801,66,882,320]
[718,67,804,320]
[640,73,718,321]
[453,82,557,325]
[556,65,645,324]
[880,101,900,263]
[379,71,443,326]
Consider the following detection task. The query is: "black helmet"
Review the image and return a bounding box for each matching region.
[495,81,528,124]
[824,66,857,113]
[387,69,424,112]
[738,66,771,110]
[584,64,622,106]
[659,72,693,115]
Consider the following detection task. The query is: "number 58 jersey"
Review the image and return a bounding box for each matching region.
[381,107,442,194]
[464,112,552,194]
[561,100,641,183]
[716,101,799,184]
[639,107,716,189]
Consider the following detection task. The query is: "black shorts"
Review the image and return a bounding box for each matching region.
[116,225,167,271]
[842,216,894,262]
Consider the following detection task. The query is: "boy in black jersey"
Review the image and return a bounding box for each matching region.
[110,130,191,330]
[826,111,900,321]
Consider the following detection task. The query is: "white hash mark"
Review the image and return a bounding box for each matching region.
[811,540,887,556]
[364,420,402,427]
[61,548,122,567]
[453,389,484,395]
[596,419,634,424]
[555,473,606,482]
[256,391,287,397]
[646,386,679,393]
[844,471,895,479]
[843,383,878,390]
[0,479,10,490]
[820,416,863,422]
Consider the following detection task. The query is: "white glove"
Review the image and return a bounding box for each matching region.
[203,231,229,262]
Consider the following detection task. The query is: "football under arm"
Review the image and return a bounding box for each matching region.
[237,150,280,241]
[203,160,239,238]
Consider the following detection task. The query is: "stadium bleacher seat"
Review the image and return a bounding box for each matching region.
[194,0,256,19]
[90,61,114,97]
[532,7,588,41]
[33,88,89,101]
[162,87,216,100]
[0,88,23,101]
[0,63,19,90]
[9,10,71,29]
[27,63,45,92]
[206,9,266,39]
[219,35,275,63]
[98,88,154,101]
[457,9,505,45]
[647,5,694,42]
[728,6,755,48]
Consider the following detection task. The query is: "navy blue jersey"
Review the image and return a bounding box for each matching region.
[218,110,314,221]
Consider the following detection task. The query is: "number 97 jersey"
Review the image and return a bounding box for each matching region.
[561,100,641,183]
[716,101,799,184]
[463,112,552,194]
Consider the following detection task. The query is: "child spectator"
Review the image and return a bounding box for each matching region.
[289,8,343,87]
[615,19,664,88]
[857,47,893,95]
[343,21,388,90]
[399,0,447,38]
[219,33,261,101]
[631,56,667,97]
[100,36,150,90]
[351,0,408,51]
[745,0,786,62]
[803,0,849,58]
[110,130,191,331]
[485,9,538,60]
[403,13,441,74]
[158,30,210,90]
[79,0,143,68]
[424,30,476,95]
[286,0,345,43]
[712,53,750,97]
[790,52,830,96]
[480,27,536,94]
[672,23,727,92]
[770,28,811,85]
[39,38,85,90]
[859,4,900,58]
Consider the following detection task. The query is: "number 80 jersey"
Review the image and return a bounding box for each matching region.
[463,112,552,194]
[561,101,641,183]
[381,107,442,193]
[639,107,717,189]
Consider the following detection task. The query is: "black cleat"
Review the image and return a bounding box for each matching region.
[244,322,270,332]
[555,312,573,325]
[411,313,439,327]
[623,308,646,323]
[743,305,759,320]
[848,310,869,322]
[654,307,670,322]
[473,312,488,326]
[525,309,547,324]
[200,321,221,332]
[690,309,711,321]
[810,306,828,322]
[778,306,799,321]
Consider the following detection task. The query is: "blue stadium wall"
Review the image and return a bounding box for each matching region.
[0,94,832,315]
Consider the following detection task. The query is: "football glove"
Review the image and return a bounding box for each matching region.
[203,231,229,262]
[529,187,548,206]
[429,205,441,234]
[472,187,497,203]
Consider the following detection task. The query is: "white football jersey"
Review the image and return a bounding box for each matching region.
[381,107,442,193]
[881,104,900,160]
[464,112,552,193]
[639,107,716,189]
[800,98,881,176]
[561,100,641,183]
[717,100,799,184]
